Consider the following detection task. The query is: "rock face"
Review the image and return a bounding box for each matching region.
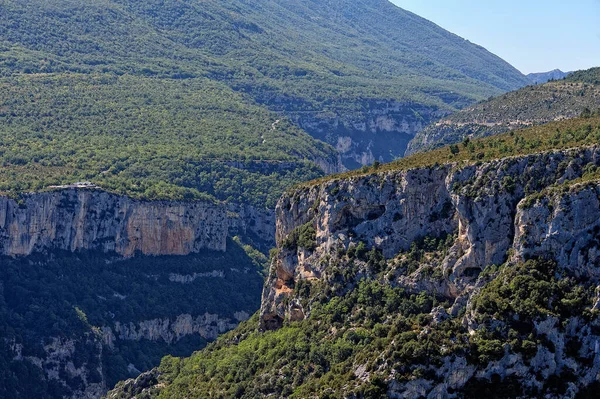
[260,145,600,330]
[7,311,251,399]
[227,203,276,250]
[513,182,600,278]
[0,188,278,257]
[9,335,106,399]
[105,368,161,399]
[289,101,450,169]
[253,145,600,397]
[102,312,250,348]
[0,189,227,257]
[0,188,272,399]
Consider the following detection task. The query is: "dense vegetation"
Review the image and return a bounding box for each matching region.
[407,67,600,155]
[0,0,532,206]
[0,0,527,107]
[305,116,600,186]
[0,239,265,398]
[565,67,600,84]
[0,74,334,207]
[111,245,597,398]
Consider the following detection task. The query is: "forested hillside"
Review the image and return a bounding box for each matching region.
[0,1,534,397]
[0,74,335,208]
[407,67,600,155]
[0,0,529,174]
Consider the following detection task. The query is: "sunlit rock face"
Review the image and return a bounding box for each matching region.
[0,189,228,257]
[260,146,600,330]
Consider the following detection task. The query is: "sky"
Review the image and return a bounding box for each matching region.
[391,0,600,74]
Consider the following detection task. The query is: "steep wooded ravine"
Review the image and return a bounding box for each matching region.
[0,189,268,398]
[107,119,600,399]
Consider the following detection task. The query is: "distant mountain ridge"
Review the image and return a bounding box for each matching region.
[527,69,572,84]
[407,67,600,155]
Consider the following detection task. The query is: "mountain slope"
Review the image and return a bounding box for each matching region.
[527,69,571,84]
[107,117,600,398]
[0,73,337,208]
[406,67,600,155]
[0,0,529,169]
[0,1,533,397]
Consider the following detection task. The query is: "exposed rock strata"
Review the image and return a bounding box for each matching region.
[227,203,276,248]
[260,146,600,330]
[9,336,106,399]
[514,182,600,278]
[102,312,250,348]
[0,188,279,258]
[289,101,450,169]
[0,189,227,257]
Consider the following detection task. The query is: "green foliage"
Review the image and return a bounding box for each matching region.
[0,0,532,206]
[471,259,593,322]
[149,278,438,399]
[0,0,526,106]
[0,239,265,397]
[409,67,600,154]
[282,222,317,252]
[470,259,595,368]
[565,68,600,85]
[0,74,334,207]
[129,256,598,398]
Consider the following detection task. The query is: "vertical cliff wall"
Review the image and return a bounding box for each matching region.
[0,188,274,398]
[260,146,600,330]
[288,101,450,169]
[0,189,227,257]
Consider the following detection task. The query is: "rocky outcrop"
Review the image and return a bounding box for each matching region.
[105,368,161,399]
[0,187,273,399]
[514,182,600,278]
[0,189,227,257]
[6,310,254,398]
[9,335,106,399]
[260,146,600,330]
[102,312,250,348]
[289,101,450,169]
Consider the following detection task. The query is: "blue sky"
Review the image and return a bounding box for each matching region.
[391,0,600,74]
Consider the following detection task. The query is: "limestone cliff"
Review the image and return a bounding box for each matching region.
[0,189,227,257]
[289,101,450,169]
[0,188,271,399]
[252,146,600,397]
[227,203,275,250]
[105,143,600,399]
[260,145,600,328]
[102,312,250,348]
[514,181,600,278]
